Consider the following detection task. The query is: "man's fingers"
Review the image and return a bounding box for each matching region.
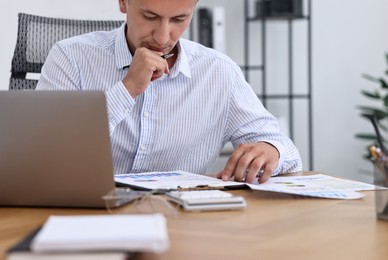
[257,159,278,183]
[216,170,231,181]
[150,57,170,81]
[244,158,264,183]
[258,169,272,184]
[217,147,245,181]
[234,152,256,182]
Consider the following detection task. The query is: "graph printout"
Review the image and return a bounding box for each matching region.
[114,171,243,190]
[247,174,383,199]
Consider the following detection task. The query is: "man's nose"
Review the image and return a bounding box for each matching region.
[153,22,170,46]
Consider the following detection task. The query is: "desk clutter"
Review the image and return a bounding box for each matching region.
[7,214,168,260]
[115,171,385,200]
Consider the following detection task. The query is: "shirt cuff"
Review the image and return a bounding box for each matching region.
[261,140,286,176]
[105,81,135,133]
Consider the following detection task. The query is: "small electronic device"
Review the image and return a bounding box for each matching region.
[166,190,246,212]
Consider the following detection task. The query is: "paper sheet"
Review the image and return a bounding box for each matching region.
[247,174,384,199]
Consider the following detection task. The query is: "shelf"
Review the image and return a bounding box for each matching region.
[247,15,310,22]
[243,0,313,170]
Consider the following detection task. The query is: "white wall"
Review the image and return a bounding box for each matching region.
[313,0,388,183]
[1,0,388,183]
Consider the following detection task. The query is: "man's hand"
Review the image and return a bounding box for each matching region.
[216,142,280,184]
[122,47,170,98]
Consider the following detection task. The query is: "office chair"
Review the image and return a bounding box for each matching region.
[9,13,123,90]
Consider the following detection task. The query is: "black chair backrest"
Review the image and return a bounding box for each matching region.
[10,13,123,90]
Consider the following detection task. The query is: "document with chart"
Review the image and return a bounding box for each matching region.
[246,174,383,199]
[114,171,246,191]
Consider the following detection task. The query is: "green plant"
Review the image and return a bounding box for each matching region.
[356,53,388,160]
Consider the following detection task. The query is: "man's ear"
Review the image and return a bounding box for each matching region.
[118,0,127,14]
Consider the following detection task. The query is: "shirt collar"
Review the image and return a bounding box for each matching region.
[115,23,132,70]
[169,40,191,79]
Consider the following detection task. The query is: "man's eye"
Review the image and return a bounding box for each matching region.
[144,15,158,20]
[172,17,186,23]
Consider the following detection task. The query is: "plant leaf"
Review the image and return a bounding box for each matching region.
[355,133,377,140]
[357,105,381,111]
[358,106,386,113]
[362,74,379,83]
[379,78,388,89]
[361,90,380,99]
[374,110,388,119]
[385,53,388,66]
[361,90,382,99]
[358,107,388,119]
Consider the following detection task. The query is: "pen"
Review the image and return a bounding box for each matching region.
[177,185,224,191]
[365,115,388,155]
[122,53,174,69]
[160,53,174,59]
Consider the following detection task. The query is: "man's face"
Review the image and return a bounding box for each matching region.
[119,0,197,55]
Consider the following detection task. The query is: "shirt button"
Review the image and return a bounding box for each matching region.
[140,145,146,151]
[144,112,149,118]
[124,109,130,115]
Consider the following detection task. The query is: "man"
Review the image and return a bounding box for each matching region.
[36,0,302,183]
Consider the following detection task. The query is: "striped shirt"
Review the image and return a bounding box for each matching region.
[37,23,302,175]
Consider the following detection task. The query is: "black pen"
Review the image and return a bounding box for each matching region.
[122,53,174,69]
[176,185,224,191]
[161,53,174,59]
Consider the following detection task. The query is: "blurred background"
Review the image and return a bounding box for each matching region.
[1,0,387,183]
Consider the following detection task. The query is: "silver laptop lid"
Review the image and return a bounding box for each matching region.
[0,91,118,208]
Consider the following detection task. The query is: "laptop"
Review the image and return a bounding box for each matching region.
[0,91,142,208]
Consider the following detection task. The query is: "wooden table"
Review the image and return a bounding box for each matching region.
[1,172,388,260]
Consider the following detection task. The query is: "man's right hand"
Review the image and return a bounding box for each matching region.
[122,47,170,98]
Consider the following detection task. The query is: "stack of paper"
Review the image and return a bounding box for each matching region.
[8,214,169,260]
[31,214,169,253]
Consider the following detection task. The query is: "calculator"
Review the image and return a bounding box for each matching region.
[166,190,246,212]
